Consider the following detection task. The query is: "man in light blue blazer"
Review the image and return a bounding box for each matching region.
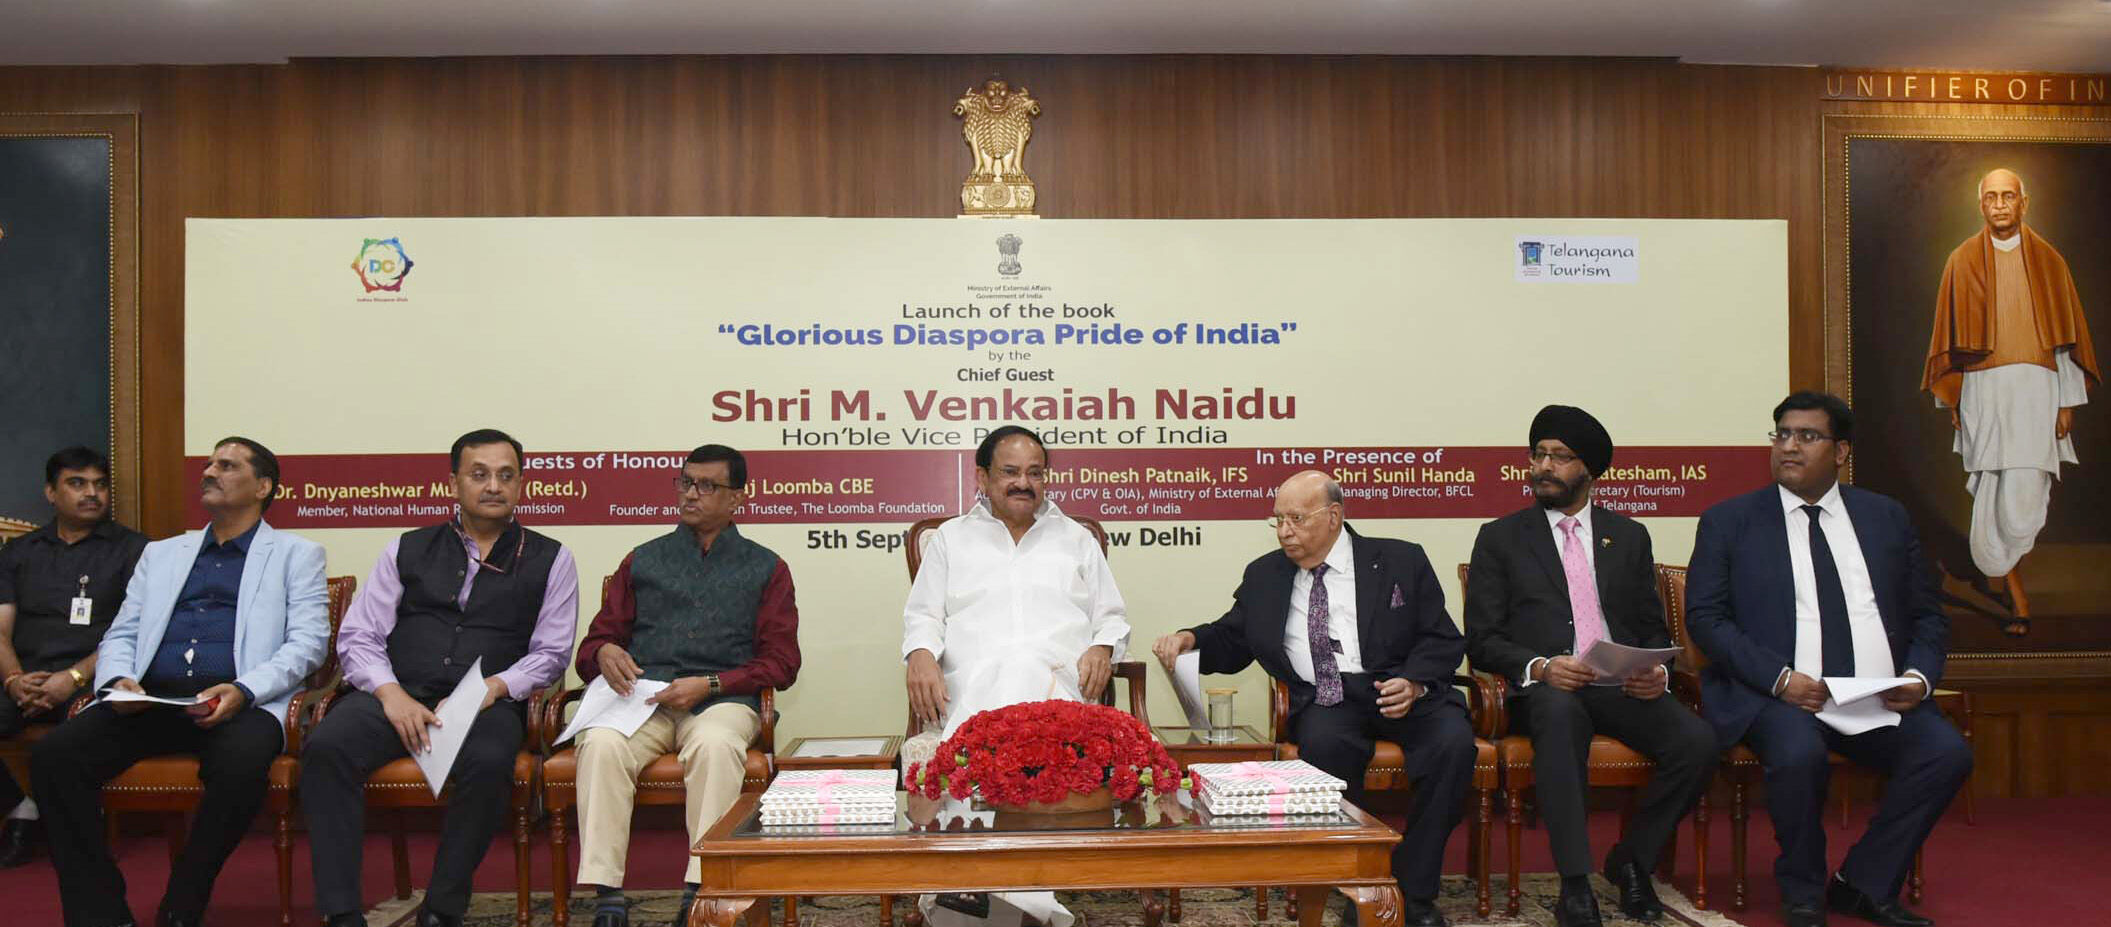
[32,437,329,927]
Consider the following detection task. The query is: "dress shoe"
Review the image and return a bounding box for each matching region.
[0,817,39,868]
[1827,873,1934,927]
[415,910,463,927]
[1782,901,1829,927]
[1337,896,1358,927]
[934,893,992,918]
[1552,882,1602,927]
[1400,899,1446,927]
[1602,843,1665,922]
[591,909,630,927]
[324,914,368,927]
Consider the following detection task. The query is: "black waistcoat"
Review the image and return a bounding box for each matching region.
[386,520,559,702]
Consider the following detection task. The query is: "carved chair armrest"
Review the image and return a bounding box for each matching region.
[1455,672,1506,741]
[1112,661,1153,728]
[1470,669,1513,738]
[756,687,778,779]
[1270,678,1291,745]
[533,685,589,754]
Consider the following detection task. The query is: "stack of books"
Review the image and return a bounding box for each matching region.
[758,768,899,826]
[1188,759,1346,817]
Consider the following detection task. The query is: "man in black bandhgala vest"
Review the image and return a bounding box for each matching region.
[302,429,580,927]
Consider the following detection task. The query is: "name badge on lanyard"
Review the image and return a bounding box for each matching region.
[70,575,94,626]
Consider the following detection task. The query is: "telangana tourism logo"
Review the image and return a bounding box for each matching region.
[351,237,415,293]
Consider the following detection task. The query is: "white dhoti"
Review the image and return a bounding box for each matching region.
[1953,351,2087,576]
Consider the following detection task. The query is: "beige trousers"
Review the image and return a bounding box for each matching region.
[574,700,760,886]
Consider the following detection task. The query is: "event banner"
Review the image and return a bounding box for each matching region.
[186,217,1785,737]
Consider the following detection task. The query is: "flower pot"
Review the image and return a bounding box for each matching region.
[985,784,1115,814]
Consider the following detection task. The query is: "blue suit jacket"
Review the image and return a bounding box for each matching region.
[95,520,331,726]
[1685,484,1948,746]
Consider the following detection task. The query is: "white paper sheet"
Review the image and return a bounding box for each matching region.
[414,658,487,798]
[1164,651,1211,730]
[1578,640,1682,685]
[101,689,204,706]
[1815,676,1915,736]
[552,676,670,747]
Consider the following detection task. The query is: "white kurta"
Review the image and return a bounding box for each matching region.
[902,496,1130,737]
[1940,236,2091,576]
[901,497,1130,927]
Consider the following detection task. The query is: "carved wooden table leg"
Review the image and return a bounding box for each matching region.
[1342,885,1403,927]
[1254,887,1268,920]
[1141,888,1166,927]
[880,894,895,927]
[1168,888,1183,923]
[1292,887,1326,927]
[690,897,761,927]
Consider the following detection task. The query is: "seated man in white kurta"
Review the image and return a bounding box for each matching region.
[902,425,1131,927]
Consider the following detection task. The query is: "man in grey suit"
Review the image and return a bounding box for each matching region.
[32,437,329,927]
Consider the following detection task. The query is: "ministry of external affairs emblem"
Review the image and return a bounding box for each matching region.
[1518,240,1545,277]
[351,237,415,293]
[995,233,1023,277]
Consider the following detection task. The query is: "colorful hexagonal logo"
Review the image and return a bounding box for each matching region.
[351,237,415,293]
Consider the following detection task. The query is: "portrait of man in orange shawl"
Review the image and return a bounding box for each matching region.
[1922,169,2099,633]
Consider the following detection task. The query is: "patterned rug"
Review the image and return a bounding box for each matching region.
[398,876,1747,927]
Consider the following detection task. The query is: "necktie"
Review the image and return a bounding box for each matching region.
[1558,517,1609,657]
[1802,505,1857,678]
[1306,563,1344,707]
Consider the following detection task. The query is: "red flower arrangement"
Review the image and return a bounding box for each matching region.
[905,700,1186,806]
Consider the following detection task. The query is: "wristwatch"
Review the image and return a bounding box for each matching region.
[67,667,87,689]
[706,674,723,695]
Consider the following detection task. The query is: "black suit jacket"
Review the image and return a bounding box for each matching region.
[1185,525,1465,720]
[1685,483,1949,745]
[1463,504,1667,686]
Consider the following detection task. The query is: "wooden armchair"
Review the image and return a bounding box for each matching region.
[535,574,778,927]
[1460,563,1711,915]
[298,584,550,927]
[74,574,355,927]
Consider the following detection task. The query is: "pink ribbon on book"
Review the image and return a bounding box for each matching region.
[1224,762,1299,814]
[803,770,860,824]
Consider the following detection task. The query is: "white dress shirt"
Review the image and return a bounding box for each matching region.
[1775,484,1930,697]
[1283,528,1363,682]
[901,496,1130,736]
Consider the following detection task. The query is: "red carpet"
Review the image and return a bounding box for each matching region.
[3,798,2102,925]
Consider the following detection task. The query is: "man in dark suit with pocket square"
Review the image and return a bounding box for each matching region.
[1465,405,1717,927]
[1155,470,1476,927]
[1688,392,1971,927]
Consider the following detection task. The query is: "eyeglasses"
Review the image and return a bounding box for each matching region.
[673,476,735,496]
[1268,506,1336,529]
[1527,448,1581,466]
[1767,429,1836,447]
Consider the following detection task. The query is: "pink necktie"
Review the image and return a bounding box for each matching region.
[1559,517,1608,656]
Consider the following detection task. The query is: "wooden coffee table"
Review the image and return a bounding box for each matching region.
[688,792,1404,927]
